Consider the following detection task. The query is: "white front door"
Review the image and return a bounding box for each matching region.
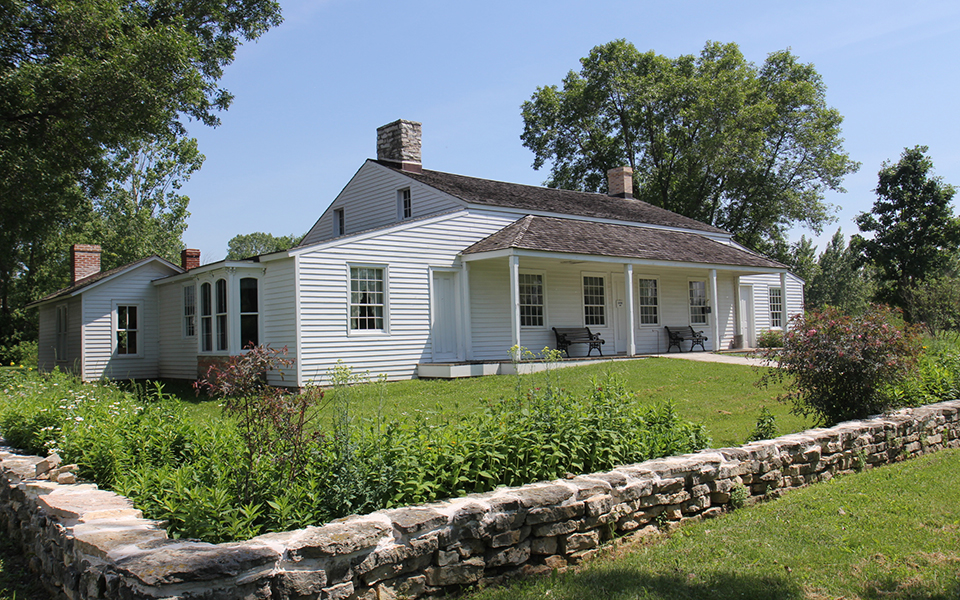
[613,274,627,354]
[739,285,755,348]
[432,271,461,362]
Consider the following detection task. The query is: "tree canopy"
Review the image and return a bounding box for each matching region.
[0,0,282,345]
[853,146,960,316]
[226,232,302,260]
[521,40,859,256]
[806,229,872,315]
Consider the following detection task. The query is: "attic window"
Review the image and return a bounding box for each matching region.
[334,208,345,236]
[398,188,412,220]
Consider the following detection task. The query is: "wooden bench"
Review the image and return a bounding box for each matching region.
[664,326,707,352]
[552,327,605,357]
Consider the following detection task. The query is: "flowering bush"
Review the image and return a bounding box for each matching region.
[757,329,784,348]
[760,305,923,425]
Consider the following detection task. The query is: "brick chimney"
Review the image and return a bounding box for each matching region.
[607,166,634,199]
[71,244,101,284]
[181,248,201,271]
[377,119,422,173]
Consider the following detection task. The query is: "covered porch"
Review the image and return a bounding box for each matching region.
[424,215,792,368]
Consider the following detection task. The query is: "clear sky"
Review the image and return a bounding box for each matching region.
[178,0,960,262]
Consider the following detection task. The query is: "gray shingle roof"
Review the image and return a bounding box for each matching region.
[377,161,728,235]
[462,216,786,269]
[28,256,177,307]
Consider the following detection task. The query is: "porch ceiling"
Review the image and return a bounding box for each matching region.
[461,216,787,271]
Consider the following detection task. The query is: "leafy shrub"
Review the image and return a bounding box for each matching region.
[746,406,778,442]
[757,329,783,348]
[1,356,710,544]
[760,305,923,425]
[0,340,38,369]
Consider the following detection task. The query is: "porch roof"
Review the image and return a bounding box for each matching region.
[460,215,787,270]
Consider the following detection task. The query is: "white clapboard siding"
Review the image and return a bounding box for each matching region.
[37,297,83,376]
[157,282,199,380]
[261,257,298,386]
[79,262,175,381]
[740,272,804,340]
[300,161,465,246]
[297,211,518,383]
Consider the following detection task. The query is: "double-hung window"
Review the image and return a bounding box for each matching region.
[398,188,412,220]
[116,305,138,355]
[239,277,259,347]
[582,276,605,326]
[519,273,544,327]
[183,285,196,338]
[350,266,385,331]
[689,280,708,325]
[200,282,213,352]
[769,287,783,328]
[637,278,659,325]
[215,278,228,351]
[55,305,68,361]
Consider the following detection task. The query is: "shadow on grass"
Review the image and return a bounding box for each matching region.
[485,567,960,600]
[537,569,805,600]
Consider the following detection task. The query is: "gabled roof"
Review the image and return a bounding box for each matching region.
[376,161,728,235]
[462,216,786,270]
[28,256,182,307]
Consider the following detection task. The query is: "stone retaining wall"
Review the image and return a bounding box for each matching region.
[2,400,959,600]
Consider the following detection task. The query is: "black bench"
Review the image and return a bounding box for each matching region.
[552,327,605,357]
[665,326,707,352]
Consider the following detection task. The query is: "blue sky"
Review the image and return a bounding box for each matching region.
[178,0,960,262]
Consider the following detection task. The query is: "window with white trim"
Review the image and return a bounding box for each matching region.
[215,278,228,351]
[239,277,259,347]
[200,282,213,352]
[55,305,68,361]
[183,285,196,338]
[582,276,605,326]
[350,266,385,331]
[398,188,412,220]
[769,287,783,328]
[637,278,659,325]
[519,273,544,327]
[116,305,138,355]
[689,280,708,325]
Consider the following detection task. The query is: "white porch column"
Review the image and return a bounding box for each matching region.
[780,271,789,327]
[733,275,743,349]
[461,262,472,360]
[624,263,636,355]
[509,254,521,350]
[709,269,719,351]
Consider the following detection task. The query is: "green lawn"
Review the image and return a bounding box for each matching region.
[273,358,810,448]
[469,448,960,600]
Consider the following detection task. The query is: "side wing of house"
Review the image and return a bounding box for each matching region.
[739,272,804,345]
[156,257,299,386]
[292,210,519,383]
[78,262,177,380]
[299,161,465,247]
[37,296,83,376]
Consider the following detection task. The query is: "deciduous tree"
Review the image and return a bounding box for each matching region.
[226,232,302,260]
[853,146,960,317]
[521,40,859,255]
[806,229,872,314]
[0,0,282,345]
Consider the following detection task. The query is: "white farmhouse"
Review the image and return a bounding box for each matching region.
[31,120,802,384]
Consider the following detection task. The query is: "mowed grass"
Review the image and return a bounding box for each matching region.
[245,357,808,448]
[469,448,960,600]
[172,357,809,448]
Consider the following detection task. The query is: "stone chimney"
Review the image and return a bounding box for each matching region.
[181,249,201,271]
[377,119,422,173]
[71,244,101,284]
[607,166,634,199]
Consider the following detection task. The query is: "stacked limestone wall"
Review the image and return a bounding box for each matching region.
[1,399,958,600]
